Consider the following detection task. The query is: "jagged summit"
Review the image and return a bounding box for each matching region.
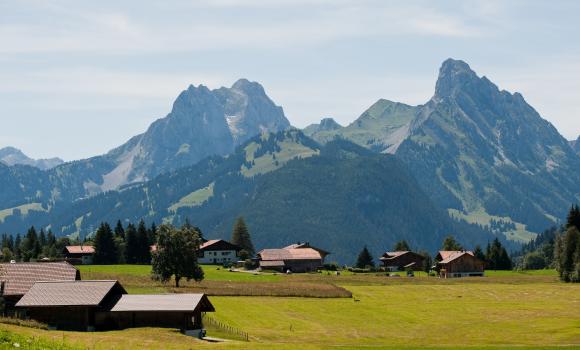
[231,78,267,95]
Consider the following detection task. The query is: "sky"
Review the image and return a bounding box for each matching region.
[1,0,579,161]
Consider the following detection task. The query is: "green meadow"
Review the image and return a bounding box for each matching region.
[1,265,578,349]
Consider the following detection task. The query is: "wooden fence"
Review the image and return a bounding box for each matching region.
[202,313,249,341]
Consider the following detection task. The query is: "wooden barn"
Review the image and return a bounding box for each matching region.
[64,245,95,265]
[15,280,215,336]
[0,261,80,314]
[283,242,330,261]
[258,244,328,273]
[16,280,127,331]
[435,251,485,278]
[379,251,425,271]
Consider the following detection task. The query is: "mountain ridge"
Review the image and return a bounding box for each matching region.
[0,147,64,170]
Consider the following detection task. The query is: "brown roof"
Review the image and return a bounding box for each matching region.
[200,240,221,250]
[109,294,214,312]
[65,245,95,254]
[380,251,409,260]
[259,248,322,261]
[0,262,79,296]
[15,280,126,307]
[438,251,475,264]
[283,242,330,255]
[199,239,240,251]
[437,250,473,261]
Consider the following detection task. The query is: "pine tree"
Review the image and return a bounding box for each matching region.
[566,204,580,230]
[151,223,204,287]
[393,240,410,251]
[125,223,138,264]
[148,222,157,245]
[441,235,462,251]
[93,222,117,264]
[231,217,255,259]
[418,250,432,272]
[14,234,22,261]
[136,220,151,264]
[355,246,374,268]
[114,220,125,239]
[559,226,580,282]
[473,245,486,261]
[38,229,47,248]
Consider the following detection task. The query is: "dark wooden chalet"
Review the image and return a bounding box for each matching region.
[15,280,215,336]
[0,261,80,314]
[16,280,126,331]
[63,245,95,265]
[379,251,425,271]
[435,251,485,278]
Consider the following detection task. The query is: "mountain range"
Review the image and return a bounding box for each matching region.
[0,59,579,262]
[0,147,63,170]
[307,59,580,239]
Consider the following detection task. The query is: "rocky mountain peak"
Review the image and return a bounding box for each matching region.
[318,118,342,131]
[434,58,492,100]
[0,146,64,170]
[231,78,267,96]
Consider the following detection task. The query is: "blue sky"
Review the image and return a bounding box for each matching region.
[1,0,579,161]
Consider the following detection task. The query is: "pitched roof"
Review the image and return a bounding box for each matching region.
[380,251,409,260]
[109,294,214,312]
[437,250,473,261]
[0,262,79,296]
[199,239,240,251]
[283,242,330,255]
[259,248,322,261]
[65,245,95,254]
[15,280,126,307]
[438,251,475,264]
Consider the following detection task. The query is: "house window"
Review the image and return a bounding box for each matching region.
[222,251,230,256]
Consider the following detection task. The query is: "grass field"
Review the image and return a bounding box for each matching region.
[1,265,578,349]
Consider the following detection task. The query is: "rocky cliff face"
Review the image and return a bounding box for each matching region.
[215,79,290,146]
[571,136,580,155]
[0,147,63,170]
[397,59,580,233]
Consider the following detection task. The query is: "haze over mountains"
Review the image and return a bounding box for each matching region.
[0,147,63,170]
[1,59,579,261]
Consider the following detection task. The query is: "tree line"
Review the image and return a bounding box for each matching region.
[355,235,512,271]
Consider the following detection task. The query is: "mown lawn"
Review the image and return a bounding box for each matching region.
[8,265,576,349]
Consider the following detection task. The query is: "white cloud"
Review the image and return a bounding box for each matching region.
[0,2,492,54]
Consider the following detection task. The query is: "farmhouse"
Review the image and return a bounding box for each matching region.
[283,242,330,261]
[0,261,80,313]
[435,250,485,278]
[379,251,425,271]
[198,239,241,264]
[64,245,95,265]
[15,280,215,337]
[258,243,329,272]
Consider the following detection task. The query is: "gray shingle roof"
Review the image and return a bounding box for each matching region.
[109,294,214,312]
[15,280,126,307]
[0,262,79,296]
